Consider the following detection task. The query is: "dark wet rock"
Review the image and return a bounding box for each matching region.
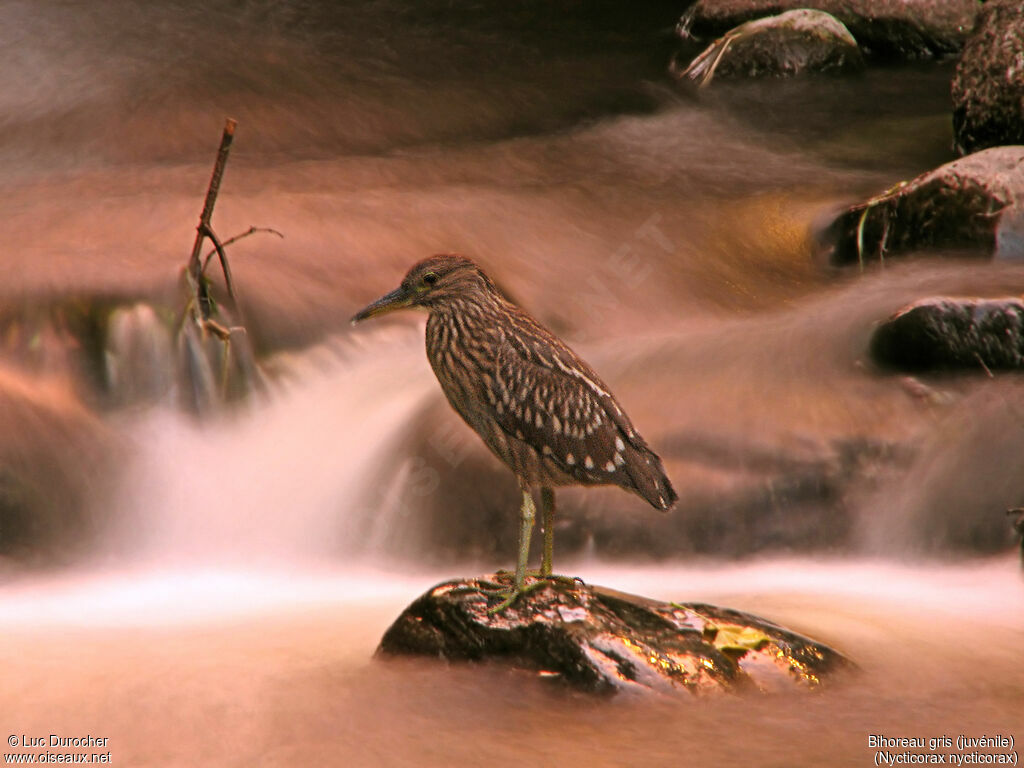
[358,394,907,562]
[870,297,1024,371]
[678,0,979,60]
[378,574,853,695]
[1009,508,1024,566]
[0,367,116,560]
[676,9,864,86]
[823,146,1024,266]
[952,0,1024,155]
[0,290,262,413]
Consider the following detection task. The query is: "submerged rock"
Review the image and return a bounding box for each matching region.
[0,290,263,414]
[0,367,116,560]
[823,146,1024,266]
[677,9,864,86]
[378,574,853,695]
[952,0,1024,156]
[871,297,1024,371]
[1009,508,1024,565]
[679,0,978,60]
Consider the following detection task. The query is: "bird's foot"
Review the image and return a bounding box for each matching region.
[534,571,585,588]
[472,576,508,592]
[450,573,521,599]
[485,579,549,614]
[481,571,585,614]
[494,568,584,587]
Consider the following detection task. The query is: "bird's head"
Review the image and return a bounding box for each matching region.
[351,254,497,324]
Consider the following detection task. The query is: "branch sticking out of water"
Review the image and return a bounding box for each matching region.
[201,227,284,273]
[187,119,236,290]
[178,119,278,409]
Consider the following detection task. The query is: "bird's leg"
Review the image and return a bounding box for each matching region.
[534,487,583,588]
[486,489,581,614]
[540,486,555,578]
[486,488,543,614]
[514,487,536,590]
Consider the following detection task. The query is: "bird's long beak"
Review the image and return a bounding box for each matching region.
[350,285,413,325]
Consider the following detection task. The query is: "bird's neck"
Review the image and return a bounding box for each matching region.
[430,289,508,326]
[425,291,509,361]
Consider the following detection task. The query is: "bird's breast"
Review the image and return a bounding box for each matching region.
[425,311,498,427]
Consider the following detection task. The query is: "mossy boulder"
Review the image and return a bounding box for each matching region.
[679,0,979,60]
[677,9,864,86]
[871,297,1024,371]
[952,0,1024,155]
[823,146,1024,266]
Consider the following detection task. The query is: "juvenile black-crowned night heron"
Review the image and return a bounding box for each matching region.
[352,254,677,608]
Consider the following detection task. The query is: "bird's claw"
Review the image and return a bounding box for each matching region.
[537,572,585,588]
[493,568,584,587]
[485,579,549,614]
[481,572,585,614]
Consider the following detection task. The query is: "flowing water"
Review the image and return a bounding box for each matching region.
[1,1,1022,765]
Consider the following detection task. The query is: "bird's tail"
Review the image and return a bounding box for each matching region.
[626,445,678,511]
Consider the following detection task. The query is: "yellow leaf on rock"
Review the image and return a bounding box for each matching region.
[710,625,771,653]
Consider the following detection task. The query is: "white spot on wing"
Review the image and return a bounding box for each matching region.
[566,453,575,465]
[533,342,553,367]
[614,452,625,466]
[542,445,552,456]
[584,456,594,469]
[554,353,610,398]
[615,436,625,452]
[604,461,615,472]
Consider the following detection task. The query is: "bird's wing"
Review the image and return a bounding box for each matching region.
[490,334,675,509]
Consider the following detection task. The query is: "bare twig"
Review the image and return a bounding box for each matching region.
[187,118,237,288]
[199,222,236,304]
[201,226,284,272]
[681,33,736,88]
[176,118,273,409]
[202,318,232,341]
[974,352,994,378]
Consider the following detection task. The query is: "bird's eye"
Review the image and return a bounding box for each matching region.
[423,272,439,286]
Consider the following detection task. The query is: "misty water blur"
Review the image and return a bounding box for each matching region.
[1,1,1022,765]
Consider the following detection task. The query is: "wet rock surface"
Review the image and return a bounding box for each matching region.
[0,367,116,559]
[677,9,864,86]
[361,394,911,562]
[823,146,1024,266]
[952,0,1024,155]
[871,297,1024,371]
[378,574,853,695]
[679,0,978,60]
